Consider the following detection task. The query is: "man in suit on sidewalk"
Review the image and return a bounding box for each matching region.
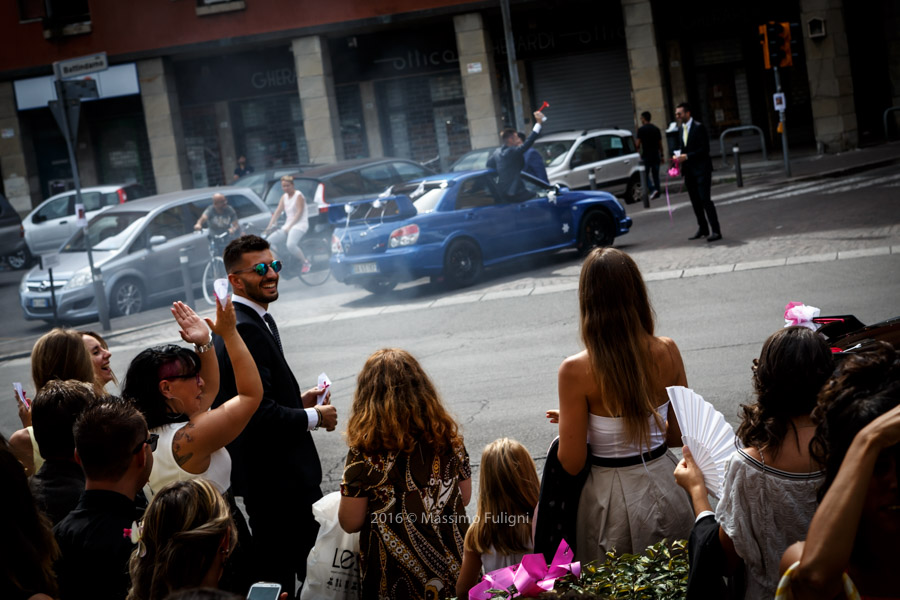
[214,234,337,599]
[673,102,722,242]
[487,109,547,201]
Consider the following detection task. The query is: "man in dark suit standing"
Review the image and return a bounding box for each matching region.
[214,234,337,598]
[673,102,722,242]
[487,109,546,201]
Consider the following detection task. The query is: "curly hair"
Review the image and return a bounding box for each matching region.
[578,247,662,451]
[127,479,236,600]
[736,326,834,456]
[346,348,462,455]
[122,345,200,430]
[809,342,900,501]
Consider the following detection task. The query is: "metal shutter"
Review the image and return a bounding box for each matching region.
[530,49,634,133]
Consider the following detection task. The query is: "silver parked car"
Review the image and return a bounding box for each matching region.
[0,192,30,269]
[23,183,149,256]
[19,188,270,322]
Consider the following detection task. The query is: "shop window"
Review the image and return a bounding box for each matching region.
[336,84,368,159]
[183,105,225,188]
[233,94,308,170]
[39,0,91,37]
[196,0,246,17]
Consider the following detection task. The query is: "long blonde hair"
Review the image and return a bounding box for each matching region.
[579,248,663,451]
[31,328,101,395]
[464,438,539,556]
[127,479,236,600]
[346,348,461,455]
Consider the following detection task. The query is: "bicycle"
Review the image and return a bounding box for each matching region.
[263,221,332,286]
[201,230,230,306]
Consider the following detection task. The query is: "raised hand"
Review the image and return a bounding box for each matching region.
[172,301,211,345]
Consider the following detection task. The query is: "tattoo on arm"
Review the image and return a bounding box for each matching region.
[172,423,196,467]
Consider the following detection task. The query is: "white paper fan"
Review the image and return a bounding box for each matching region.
[666,386,737,499]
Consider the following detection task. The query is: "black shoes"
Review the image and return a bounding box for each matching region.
[707,232,722,242]
[688,230,708,240]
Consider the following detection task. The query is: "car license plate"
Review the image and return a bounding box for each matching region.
[353,263,378,274]
[31,298,49,308]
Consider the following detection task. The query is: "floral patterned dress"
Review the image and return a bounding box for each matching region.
[341,441,471,600]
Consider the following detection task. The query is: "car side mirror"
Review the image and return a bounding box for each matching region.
[149,235,167,247]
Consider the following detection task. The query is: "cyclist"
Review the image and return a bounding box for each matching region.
[264,175,311,274]
[193,193,242,239]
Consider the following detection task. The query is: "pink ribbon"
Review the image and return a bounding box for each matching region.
[468,539,580,599]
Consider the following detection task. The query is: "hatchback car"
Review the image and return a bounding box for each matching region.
[0,192,30,269]
[329,171,632,294]
[23,183,149,256]
[259,158,433,227]
[19,188,270,322]
[532,129,644,204]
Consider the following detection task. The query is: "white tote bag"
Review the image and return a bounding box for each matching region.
[300,492,361,600]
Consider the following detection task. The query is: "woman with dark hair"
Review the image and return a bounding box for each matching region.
[0,435,59,600]
[675,326,835,598]
[123,299,262,499]
[555,247,693,560]
[128,479,238,600]
[778,342,900,599]
[339,348,471,600]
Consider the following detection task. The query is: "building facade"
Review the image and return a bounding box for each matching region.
[0,0,897,215]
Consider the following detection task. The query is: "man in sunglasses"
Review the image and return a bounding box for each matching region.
[54,401,154,600]
[215,234,337,598]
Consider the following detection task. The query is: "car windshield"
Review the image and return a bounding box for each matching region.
[234,173,266,196]
[392,181,447,213]
[533,140,575,167]
[63,211,147,252]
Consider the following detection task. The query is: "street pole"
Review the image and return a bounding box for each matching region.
[773,66,791,178]
[500,0,525,131]
[52,78,111,331]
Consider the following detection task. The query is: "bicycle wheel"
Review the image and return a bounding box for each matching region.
[202,257,227,305]
[298,235,332,286]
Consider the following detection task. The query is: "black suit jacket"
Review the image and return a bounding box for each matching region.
[673,120,713,177]
[213,301,322,500]
[487,128,541,199]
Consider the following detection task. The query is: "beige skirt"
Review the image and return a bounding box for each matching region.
[575,449,694,562]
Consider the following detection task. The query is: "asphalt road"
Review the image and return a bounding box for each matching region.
[0,165,897,495]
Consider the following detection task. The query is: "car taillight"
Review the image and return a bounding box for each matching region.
[315,182,327,213]
[117,189,127,203]
[389,224,419,248]
[331,234,343,254]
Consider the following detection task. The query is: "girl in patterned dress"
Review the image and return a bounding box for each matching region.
[339,348,471,600]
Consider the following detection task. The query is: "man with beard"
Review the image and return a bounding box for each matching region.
[213,234,337,598]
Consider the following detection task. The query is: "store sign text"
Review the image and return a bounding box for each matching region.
[374,49,458,73]
[251,68,296,90]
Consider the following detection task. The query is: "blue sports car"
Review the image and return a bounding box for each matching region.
[328,170,632,294]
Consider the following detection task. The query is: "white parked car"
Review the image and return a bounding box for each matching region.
[23,183,149,256]
[532,129,645,204]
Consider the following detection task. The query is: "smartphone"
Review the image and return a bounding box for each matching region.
[247,582,281,600]
[13,382,29,409]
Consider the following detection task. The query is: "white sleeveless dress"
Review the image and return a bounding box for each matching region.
[575,402,694,560]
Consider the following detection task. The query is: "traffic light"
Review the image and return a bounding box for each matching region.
[758,21,794,69]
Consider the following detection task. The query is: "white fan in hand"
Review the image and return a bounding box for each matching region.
[667,386,737,499]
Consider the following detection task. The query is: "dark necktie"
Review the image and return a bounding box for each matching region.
[263,313,283,354]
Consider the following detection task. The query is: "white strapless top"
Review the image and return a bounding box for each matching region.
[587,401,669,458]
[145,422,232,499]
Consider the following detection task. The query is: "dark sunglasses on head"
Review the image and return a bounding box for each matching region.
[231,260,283,276]
[133,433,160,454]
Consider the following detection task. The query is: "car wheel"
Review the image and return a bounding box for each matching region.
[5,248,32,270]
[362,279,397,295]
[579,209,615,255]
[443,239,483,288]
[624,175,642,204]
[110,279,145,317]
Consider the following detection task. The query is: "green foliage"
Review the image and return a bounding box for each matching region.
[463,539,688,600]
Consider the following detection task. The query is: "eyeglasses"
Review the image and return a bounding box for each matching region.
[163,371,201,385]
[133,433,159,454]
[231,260,283,276]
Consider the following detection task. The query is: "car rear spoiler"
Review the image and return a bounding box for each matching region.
[327,195,417,226]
